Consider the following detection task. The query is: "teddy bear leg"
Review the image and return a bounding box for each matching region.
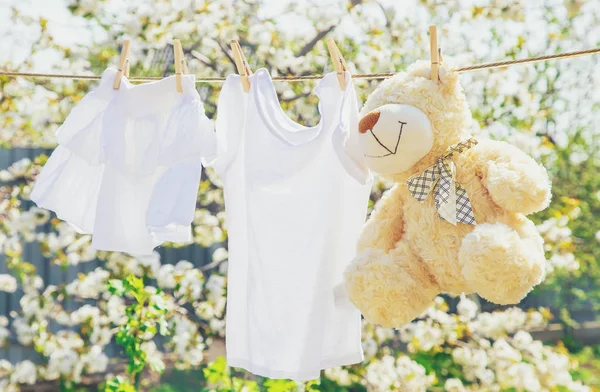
[459,221,546,305]
[344,243,440,327]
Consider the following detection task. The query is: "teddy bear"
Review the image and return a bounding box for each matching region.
[344,60,552,327]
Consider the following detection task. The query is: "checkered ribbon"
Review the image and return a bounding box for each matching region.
[407,138,478,226]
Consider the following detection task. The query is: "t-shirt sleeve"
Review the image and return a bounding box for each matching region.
[54,69,116,165]
[205,75,247,175]
[158,98,215,166]
[332,78,372,185]
[149,99,215,236]
[198,115,217,167]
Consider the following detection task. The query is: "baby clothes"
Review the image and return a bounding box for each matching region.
[31,68,215,255]
[211,68,371,381]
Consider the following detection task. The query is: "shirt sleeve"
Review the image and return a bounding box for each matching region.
[157,98,215,167]
[204,74,247,175]
[332,76,372,185]
[198,115,217,167]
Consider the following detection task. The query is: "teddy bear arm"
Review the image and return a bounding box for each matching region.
[357,185,405,252]
[475,140,551,215]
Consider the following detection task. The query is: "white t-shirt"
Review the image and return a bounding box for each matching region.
[31,68,215,255]
[211,68,371,381]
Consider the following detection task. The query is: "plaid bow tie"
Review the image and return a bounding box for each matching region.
[407,138,478,226]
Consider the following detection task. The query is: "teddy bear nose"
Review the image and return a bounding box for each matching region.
[358,110,380,134]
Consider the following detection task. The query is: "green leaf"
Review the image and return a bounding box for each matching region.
[104,376,136,392]
[203,357,232,388]
[263,378,298,392]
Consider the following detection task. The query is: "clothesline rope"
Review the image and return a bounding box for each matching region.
[1,47,599,83]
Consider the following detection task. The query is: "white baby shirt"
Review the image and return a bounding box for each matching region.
[31,68,215,255]
[211,68,372,381]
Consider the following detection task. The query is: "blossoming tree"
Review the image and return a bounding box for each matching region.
[1,0,599,391]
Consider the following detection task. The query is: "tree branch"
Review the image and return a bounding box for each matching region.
[215,39,237,70]
[200,258,225,272]
[185,40,217,71]
[296,24,336,57]
[280,91,311,103]
[377,2,392,30]
[190,50,217,71]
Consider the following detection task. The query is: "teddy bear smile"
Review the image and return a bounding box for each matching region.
[361,121,406,158]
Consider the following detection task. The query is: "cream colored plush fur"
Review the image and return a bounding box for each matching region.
[345,60,552,327]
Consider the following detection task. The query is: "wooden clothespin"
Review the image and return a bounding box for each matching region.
[429,26,440,85]
[113,39,131,90]
[173,39,189,93]
[231,40,251,93]
[326,38,348,90]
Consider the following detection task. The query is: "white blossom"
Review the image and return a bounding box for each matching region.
[457,295,478,321]
[444,378,466,392]
[10,360,36,385]
[0,274,17,293]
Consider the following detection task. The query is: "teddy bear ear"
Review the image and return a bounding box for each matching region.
[437,64,455,84]
[437,63,460,93]
[405,60,437,80]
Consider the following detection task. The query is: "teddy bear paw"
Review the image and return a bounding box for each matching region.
[344,248,438,327]
[459,222,546,305]
[485,159,552,215]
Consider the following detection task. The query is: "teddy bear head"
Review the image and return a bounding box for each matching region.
[358,60,473,181]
